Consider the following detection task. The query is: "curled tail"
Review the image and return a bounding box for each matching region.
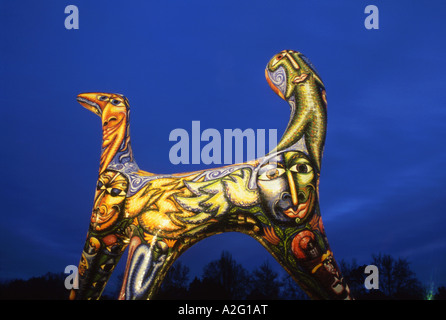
[265,50,327,172]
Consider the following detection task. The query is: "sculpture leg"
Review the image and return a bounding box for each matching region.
[254,151,352,299]
[118,236,172,300]
[256,218,352,300]
[71,231,128,300]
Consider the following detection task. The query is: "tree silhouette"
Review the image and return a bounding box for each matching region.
[280,273,309,300]
[339,259,369,298]
[339,253,426,300]
[247,261,282,300]
[156,261,190,299]
[434,286,446,300]
[187,276,232,300]
[201,251,251,299]
[371,253,424,299]
[0,272,70,300]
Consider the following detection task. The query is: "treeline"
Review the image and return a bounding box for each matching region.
[0,272,70,300]
[156,251,445,300]
[339,253,442,300]
[155,251,308,300]
[0,252,445,300]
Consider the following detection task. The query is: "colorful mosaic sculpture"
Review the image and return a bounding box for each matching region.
[70,50,352,300]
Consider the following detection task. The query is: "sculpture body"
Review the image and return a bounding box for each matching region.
[71,50,352,300]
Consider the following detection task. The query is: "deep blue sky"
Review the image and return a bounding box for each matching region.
[1,0,445,294]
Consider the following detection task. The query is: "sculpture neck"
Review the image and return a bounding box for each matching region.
[292,81,324,109]
[99,110,137,174]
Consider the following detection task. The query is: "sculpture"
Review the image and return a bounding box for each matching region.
[70,50,352,300]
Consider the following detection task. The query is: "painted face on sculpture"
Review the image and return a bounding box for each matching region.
[91,170,128,232]
[99,96,127,145]
[257,151,317,224]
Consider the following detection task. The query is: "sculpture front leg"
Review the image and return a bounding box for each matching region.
[71,227,129,300]
[119,237,168,300]
[71,170,132,300]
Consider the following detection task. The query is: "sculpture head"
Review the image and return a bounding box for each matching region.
[265,49,325,101]
[77,92,129,117]
[77,93,131,174]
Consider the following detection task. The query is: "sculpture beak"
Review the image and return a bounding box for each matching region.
[77,93,103,117]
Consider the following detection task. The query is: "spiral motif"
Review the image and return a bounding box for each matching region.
[126,243,166,300]
[202,164,252,181]
[266,66,287,97]
[128,174,152,196]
